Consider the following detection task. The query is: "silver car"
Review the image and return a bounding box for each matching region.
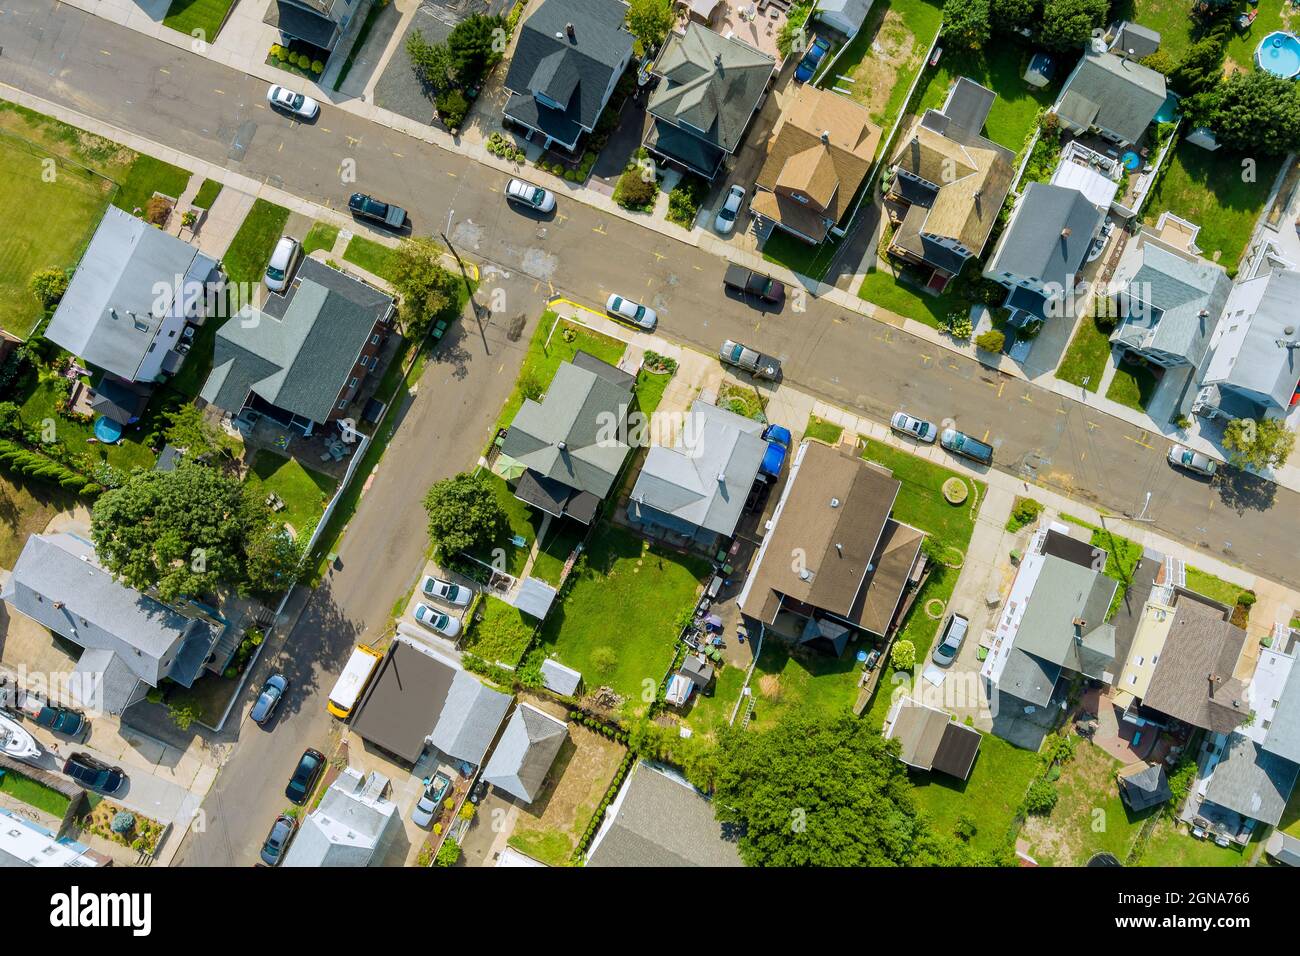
[264,236,299,293]
[606,293,657,330]
[1168,444,1218,477]
[505,178,556,213]
[714,184,746,234]
[890,411,937,443]
[266,84,320,120]
[931,613,969,667]
[414,603,462,638]
[421,574,471,606]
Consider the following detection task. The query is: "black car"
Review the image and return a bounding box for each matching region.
[250,674,288,727]
[34,705,85,737]
[259,813,298,866]
[285,748,326,804]
[348,193,407,230]
[63,753,126,795]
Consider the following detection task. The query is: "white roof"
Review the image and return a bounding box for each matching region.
[1050,160,1119,210]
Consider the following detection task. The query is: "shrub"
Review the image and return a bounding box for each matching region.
[311,60,325,75]
[144,196,171,226]
[945,312,973,340]
[614,167,657,211]
[270,44,283,58]
[436,88,470,129]
[1007,496,1043,532]
[110,811,136,835]
[435,838,462,867]
[890,639,916,671]
[28,268,69,308]
[975,329,1005,353]
[1023,779,1059,815]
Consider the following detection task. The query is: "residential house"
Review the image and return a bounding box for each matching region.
[501,0,635,153]
[884,698,982,780]
[627,400,767,552]
[1195,267,1300,423]
[885,78,1015,283]
[1116,762,1172,812]
[643,23,774,180]
[481,702,568,803]
[1112,594,1178,714]
[282,766,399,867]
[751,83,880,245]
[500,351,635,525]
[735,440,926,654]
[1053,48,1166,147]
[1198,731,1298,829]
[982,182,1106,326]
[265,0,366,55]
[0,807,107,867]
[200,257,395,435]
[1110,22,1162,60]
[0,532,225,715]
[1107,229,1232,370]
[1267,830,1300,866]
[1141,590,1249,733]
[981,527,1119,710]
[586,761,741,866]
[44,205,221,423]
[814,0,873,37]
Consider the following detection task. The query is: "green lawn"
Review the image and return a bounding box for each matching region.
[1143,144,1282,276]
[223,199,291,294]
[681,661,748,737]
[634,368,671,419]
[109,153,191,215]
[464,596,536,667]
[1056,315,1114,392]
[858,262,966,329]
[912,44,1056,153]
[1113,0,1198,63]
[342,235,399,282]
[761,228,847,282]
[0,135,114,337]
[243,450,337,539]
[16,373,169,474]
[0,768,72,817]
[531,522,584,586]
[162,0,237,42]
[1106,360,1160,411]
[804,414,843,446]
[1137,817,1254,866]
[1062,514,1144,619]
[537,524,709,715]
[1185,566,1251,609]
[191,178,223,209]
[461,473,539,577]
[860,438,984,554]
[301,221,340,257]
[747,637,863,731]
[1224,0,1290,72]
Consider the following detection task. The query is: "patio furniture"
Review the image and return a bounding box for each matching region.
[1191,826,1207,839]
[1214,834,1231,848]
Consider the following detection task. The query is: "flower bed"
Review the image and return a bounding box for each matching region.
[79,798,167,857]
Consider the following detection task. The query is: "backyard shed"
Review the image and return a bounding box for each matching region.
[1116,761,1172,812]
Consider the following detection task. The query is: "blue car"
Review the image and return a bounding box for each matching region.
[760,424,792,478]
[250,673,289,727]
[794,37,832,83]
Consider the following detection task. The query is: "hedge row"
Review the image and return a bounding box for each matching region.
[0,438,101,496]
[571,751,635,863]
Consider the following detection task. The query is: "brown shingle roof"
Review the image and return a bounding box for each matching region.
[1142,593,1250,734]
[849,519,925,635]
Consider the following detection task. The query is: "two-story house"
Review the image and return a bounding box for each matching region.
[1054,46,1166,148]
[265,0,367,56]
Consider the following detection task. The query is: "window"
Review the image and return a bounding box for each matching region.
[337,400,348,410]
[349,377,359,389]
[371,334,380,345]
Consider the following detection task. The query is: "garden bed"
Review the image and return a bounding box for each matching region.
[77,796,167,858]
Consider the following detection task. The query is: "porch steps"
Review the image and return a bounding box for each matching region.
[1162,555,1186,590]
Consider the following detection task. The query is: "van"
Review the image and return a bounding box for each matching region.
[940,428,994,466]
[327,644,383,719]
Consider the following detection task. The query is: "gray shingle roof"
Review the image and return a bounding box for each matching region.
[1056,51,1166,145]
[540,658,582,696]
[1203,732,1299,826]
[814,0,872,33]
[628,400,766,538]
[201,258,392,423]
[1117,762,1171,811]
[1013,554,1117,680]
[1113,22,1161,60]
[283,768,399,867]
[1213,269,1300,411]
[586,761,741,867]
[481,703,568,803]
[427,671,512,765]
[1111,242,1231,365]
[45,205,218,382]
[998,647,1062,708]
[985,182,1103,289]
[1264,661,1300,765]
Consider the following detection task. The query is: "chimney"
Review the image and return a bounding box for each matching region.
[820,130,831,144]
[835,543,843,557]
[829,497,840,508]
[1061,227,1072,238]
[1208,673,1221,697]
[717,471,727,483]
[53,601,65,609]
[1072,617,1085,628]
[557,440,567,451]
[566,22,575,41]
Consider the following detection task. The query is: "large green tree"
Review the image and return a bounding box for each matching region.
[943,0,991,50]
[989,0,1035,29]
[1203,70,1300,156]
[423,471,508,558]
[625,0,674,53]
[164,403,239,462]
[447,14,507,88]
[389,237,461,339]
[407,30,457,91]
[1223,417,1295,471]
[1039,0,1107,51]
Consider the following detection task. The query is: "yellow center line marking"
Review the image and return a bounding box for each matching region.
[1087,421,1100,431]
[158,68,170,74]
[593,225,607,235]
[1020,392,1032,403]
[392,151,403,159]
[1080,451,1086,461]
[997,380,1006,398]
[100,50,112,56]
[948,362,959,370]
[321,128,332,133]
[1123,434,1154,449]
[1056,407,1068,415]
[693,265,702,271]
[278,142,283,152]
[445,170,456,178]
[653,252,666,261]
[982,429,990,442]
[213,89,225,95]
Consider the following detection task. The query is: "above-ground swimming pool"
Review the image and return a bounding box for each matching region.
[1256,31,1300,80]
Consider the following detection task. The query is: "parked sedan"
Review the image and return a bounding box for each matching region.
[266,84,320,120]
[415,603,462,638]
[421,575,471,606]
[714,184,746,235]
[605,293,657,330]
[33,705,85,738]
[1168,443,1219,478]
[285,748,326,805]
[250,673,289,726]
[890,411,938,443]
[264,236,299,293]
[505,178,556,213]
[259,813,298,866]
[63,753,126,796]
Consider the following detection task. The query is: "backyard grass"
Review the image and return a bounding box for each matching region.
[0,134,116,337]
[109,153,191,217]
[1106,360,1160,411]
[858,261,965,329]
[223,199,291,294]
[190,178,223,209]
[162,0,237,42]
[531,522,584,586]
[1136,817,1253,866]
[1055,315,1114,392]
[0,473,80,567]
[342,235,399,282]
[1223,0,1293,72]
[0,768,72,817]
[634,368,671,419]
[747,638,861,731]
[16,373,168,474]
[301,221,340,257]
[461,472,539,577]
[1142,144,1282,276]
[243,450,338,540]
[681,662,748,737]
[804,414,843,446]
[1113,0,1198,63]
[464,595,536,667]
[1185,566,1251,609]
[537,524,709,715]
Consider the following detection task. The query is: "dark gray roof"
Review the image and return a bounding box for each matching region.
[1014,553,1118,680]
[428,670,512,765]
[1203,732,1299,826]
[942,77,996,135]
[998,647,1062,708]
[586,761,741,867]
[351,640,457,764]
[886,699,982,779]
[986,183,1103,289]
[201,258,392,423]
[1117,762,1171,811]
[1057,51,1166,145]
[1114,22,1161,60]
[45,206,218,382]
[265,1,340,48]
[647,24,773,157]
[540,658,582,695]
[481,703,568,803]
[1111,242,1231,365]
[503,0,634,136]
[1263,661,1300,765]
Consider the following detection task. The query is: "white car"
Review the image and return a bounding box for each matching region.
[714,184,746,234]
[505,178,556,213]
[890,411,938,443]
[1168,444,1218,477]
[414,603,462,638]
[421,575,471,606]
[266,84,320,120]
[264,236,299,293]
[605,293,657,330]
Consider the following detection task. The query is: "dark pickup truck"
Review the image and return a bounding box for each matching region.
[723,263,786,304]
[348,193,407,230]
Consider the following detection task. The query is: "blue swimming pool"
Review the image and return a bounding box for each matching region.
[1153,92,1180,125]
[1256,31,1300,80]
